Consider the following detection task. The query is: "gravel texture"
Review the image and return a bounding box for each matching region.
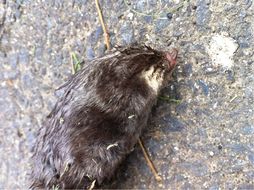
[0,0,254,189]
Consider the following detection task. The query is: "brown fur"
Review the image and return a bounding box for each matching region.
[30,45,177,189]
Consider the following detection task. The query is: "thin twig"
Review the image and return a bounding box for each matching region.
[138,138,162,183]
[95,0,110,50]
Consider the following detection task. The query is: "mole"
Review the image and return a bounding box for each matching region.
[30,45,178,189]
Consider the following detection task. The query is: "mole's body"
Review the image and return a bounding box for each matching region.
[30,45,178,189]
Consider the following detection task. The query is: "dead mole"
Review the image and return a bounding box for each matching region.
[30,45,178,189]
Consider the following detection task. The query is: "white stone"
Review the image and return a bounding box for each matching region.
[207,34,239,68]
[209,151,214,156]
[127,12,134,20]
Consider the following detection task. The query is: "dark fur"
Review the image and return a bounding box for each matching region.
[30,45,176,189]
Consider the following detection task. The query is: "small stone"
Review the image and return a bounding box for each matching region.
[26,131,36,151]
[86,46,95,60]
[242,125,254,134]
[190,57,197,65]
[127,12,134,20]
[166,13,173,20]
[40,67,47,75]
[192,5,197,10]
[17,128,24,138]
[94,26,103,40]
[74,0,88,6]
[198,80,209,96]
[196,0,211,27]
[136,0,146,11]
[14,9,21,20]
[34,46,44,60]
[225,70,235,82]
[248,154,254,166]
[22,74,33,88]
[55,87,65,98]
[119,22,135,45]
[31,92,44,111]
[174,146,179,151]
[87,27,103,46]
[173,29,183,38]
[209,151,214,156]
[4,70,19,80]
[0,88,9,97]
[206,68,213,72]
[18,49,30,65]
[8,53,18,69]
[176,102,188,114]
[186,5,192,16]
[155,19,170,33]
[97,43,106,57]
[209,185,219,190]
[54,53,63,66]
[143,16,152,24]
[182,63,193,77]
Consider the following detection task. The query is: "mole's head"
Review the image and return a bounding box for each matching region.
[95,46,178,106]
[138,48,178,94]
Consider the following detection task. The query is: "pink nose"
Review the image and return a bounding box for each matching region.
[170,48,178,60]
[166,48,178,67]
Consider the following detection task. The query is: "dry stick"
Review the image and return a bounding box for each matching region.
[95,0,110,50]
[138,138,162,182]
[94,0,162,183]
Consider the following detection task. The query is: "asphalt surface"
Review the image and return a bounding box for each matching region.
[0,0,254,189]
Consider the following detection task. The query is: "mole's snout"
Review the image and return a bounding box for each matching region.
[165,48,178,69]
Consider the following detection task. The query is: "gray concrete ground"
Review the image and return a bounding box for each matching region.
[0,0,254,189]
